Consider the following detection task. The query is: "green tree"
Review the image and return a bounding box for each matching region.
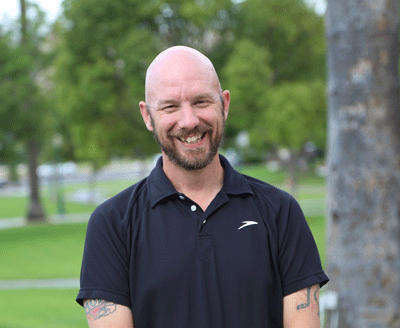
[53,0,236,176]
[53,0,161,171]
[0,1,50,221]
[221,0,326,194]
[222,38,273,142]
[234,0,326,83]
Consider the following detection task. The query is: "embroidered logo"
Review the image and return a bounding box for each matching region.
[238,221,258,230]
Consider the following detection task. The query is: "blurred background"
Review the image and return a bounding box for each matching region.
[0,0,399,327]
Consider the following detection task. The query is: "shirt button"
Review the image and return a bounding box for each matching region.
[203,220,206,224]
[191,205,197,211]
[179,195,185,200]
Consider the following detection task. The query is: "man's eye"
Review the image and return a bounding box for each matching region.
[195,100,209,107]
[164,105,178,111]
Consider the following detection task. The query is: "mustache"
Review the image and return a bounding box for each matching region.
[168,123,212,139]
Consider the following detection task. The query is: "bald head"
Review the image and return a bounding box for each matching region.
[144,46,221,104]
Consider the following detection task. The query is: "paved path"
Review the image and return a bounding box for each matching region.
[0,212,91,230]
[0,278,79,290]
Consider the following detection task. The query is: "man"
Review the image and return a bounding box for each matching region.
[77,46,328,327]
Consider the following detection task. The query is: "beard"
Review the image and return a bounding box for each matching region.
[149,111,225,171]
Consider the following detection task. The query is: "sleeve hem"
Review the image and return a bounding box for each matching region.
[282,271,329,297]
[76,288,131,308]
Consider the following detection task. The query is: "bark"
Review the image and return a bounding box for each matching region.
[26,140,45,221]
[325,0,400,326]
[20,0,46,222]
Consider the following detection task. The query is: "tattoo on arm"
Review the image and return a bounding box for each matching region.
[296,286,311,310]
[84,299,117,321]
[314,286,320,317]
[296,285,320,317]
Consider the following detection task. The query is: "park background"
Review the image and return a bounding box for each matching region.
[0,0,399,327]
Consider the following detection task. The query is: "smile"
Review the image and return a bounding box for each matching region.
[178,133,206,144]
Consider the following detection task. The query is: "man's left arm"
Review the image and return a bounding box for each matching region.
[283,283,320,328]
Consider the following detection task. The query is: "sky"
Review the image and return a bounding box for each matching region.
[0,0,63,22]
[1,0,326,21]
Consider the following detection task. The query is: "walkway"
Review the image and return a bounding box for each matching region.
[0,212,90,230]
[0,278,79,290]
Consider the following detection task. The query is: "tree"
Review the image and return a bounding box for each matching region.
[0,0,49,221]
[53,0,236,173]
[221,0,326,193]
[53,0,162,169]
[325,0,400,326]
[20,0,47,222]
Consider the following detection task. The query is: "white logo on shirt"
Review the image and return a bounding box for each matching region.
[238,221,258,230]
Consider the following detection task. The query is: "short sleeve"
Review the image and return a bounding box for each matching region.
[277,196,329,296]
[76,207,131,307]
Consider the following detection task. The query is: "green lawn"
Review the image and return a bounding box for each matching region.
[0,196,97,219]
[0,223,87,280]
[307,215,326,269]
[0,289,87,328]
[0,178,140,219]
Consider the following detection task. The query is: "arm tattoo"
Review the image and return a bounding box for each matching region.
[296,285,320,317]
[84,299,117,320]
[296,286,311,310]
[314,287,320,317]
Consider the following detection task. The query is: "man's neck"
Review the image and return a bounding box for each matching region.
[162,154,224,211]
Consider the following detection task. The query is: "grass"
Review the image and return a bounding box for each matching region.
[0,289,87,328]
[0,177,140,219]
[0,223,87,280]
[0,196,97,219]
[306,216,326,269]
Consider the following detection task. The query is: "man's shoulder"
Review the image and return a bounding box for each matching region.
[91,177,150,221]
[238,172,297,214]
[240,173,293,201]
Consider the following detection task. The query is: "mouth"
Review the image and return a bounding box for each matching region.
[178,133,206,144]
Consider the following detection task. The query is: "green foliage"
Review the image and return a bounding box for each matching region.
[235,0,326,83]
[53,0,163,166]
[222,39,273,138]
[0,34,46,142]
[220,0,327,153]
[252,79,327,150]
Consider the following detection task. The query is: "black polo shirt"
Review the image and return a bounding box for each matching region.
[77,155,328,327]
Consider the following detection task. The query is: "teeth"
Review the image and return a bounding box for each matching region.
[180,135,203,144]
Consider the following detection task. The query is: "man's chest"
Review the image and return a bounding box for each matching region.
[129,198,279,296]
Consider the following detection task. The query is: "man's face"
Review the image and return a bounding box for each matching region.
[148,95,226,171]
[140,49,230,171]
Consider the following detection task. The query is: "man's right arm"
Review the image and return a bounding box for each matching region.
[83,299,134,328]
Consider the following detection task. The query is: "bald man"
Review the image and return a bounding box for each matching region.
[77,46,328,327]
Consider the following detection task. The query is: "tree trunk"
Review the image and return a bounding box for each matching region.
[26,140,45,221]
[20,0,46,222]
[326,0,400,326]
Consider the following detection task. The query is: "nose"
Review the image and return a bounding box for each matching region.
[178,103,200,130]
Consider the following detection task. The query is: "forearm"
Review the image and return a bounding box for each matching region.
[84,299,134,328]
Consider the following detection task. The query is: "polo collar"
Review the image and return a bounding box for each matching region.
[147,154,254,208]
[219,155,254,197]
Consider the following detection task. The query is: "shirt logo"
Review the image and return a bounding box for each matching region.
[238,221,258,230]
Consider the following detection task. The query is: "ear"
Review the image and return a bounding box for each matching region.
[221,90,230,121]
[139,101,154,132]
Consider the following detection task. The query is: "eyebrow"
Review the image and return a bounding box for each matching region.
[157,93,214,107]
[192,93,214,101]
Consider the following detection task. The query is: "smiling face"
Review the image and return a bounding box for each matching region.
[140,47,230,171]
